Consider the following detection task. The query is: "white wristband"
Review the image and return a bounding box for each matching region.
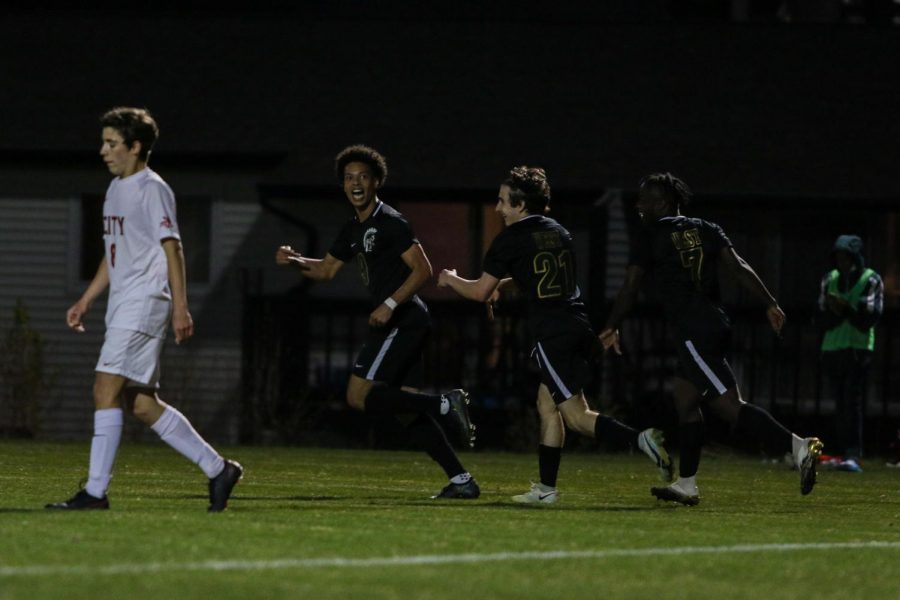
[383,297,398,310]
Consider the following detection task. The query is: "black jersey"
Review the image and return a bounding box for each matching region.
[483,215,589,338]
[629,215,732,327]
[329,201,421,308]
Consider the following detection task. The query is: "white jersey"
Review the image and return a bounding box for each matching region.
[103,167,181,338]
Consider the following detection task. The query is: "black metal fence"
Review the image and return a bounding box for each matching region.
[240,285,900,454]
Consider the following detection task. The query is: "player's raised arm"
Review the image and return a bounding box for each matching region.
[275,245,344,281]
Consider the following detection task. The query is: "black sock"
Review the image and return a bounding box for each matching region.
[594,414,639,448]
[406,414,465,479]
[679,421,704,478]
[365,386,442,416]
[538,444,562,487]
[734,403,792,455]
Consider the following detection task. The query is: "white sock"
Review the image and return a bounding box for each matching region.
[450,472,472,485]
[85,408,124,498]
[675,476,698,495]
[151,406,224,478]
[791,434,805,460]
[439,396,450,415]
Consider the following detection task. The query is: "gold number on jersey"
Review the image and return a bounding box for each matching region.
[671,228,704,287]
[679,247,703,287]
[533,250,575,299]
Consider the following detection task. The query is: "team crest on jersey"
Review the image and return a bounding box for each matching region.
[363,227,378,253]
[160,214,173,229]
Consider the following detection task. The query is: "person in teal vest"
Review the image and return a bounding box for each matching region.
[817,234,884,472]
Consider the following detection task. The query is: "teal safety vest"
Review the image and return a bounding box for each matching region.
[821,268,875,352]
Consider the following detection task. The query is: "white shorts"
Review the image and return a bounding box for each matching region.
[95,327,163,388]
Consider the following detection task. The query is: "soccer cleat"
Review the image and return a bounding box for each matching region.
[443,389,476,449]
[637,428,674,482]
[432,479,481,499]
[208,459,243,512]
[511,482,558,505]
[797,437,824,495]
[45,489,109,510]
[651,482,700,506]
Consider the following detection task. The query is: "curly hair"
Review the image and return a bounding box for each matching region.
[503,166,551,215]
[639,172,692,210]
[100,107,159,161]
[335,144,388,185]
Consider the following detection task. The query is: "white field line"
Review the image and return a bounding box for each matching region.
[1,541,899,577]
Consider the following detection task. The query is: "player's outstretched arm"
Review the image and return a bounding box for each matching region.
[275,245,344,281]
[437,268,499,303]
[66,258,110,333]
[720,247,784,335]
[599,265,645,355]
[162,238,194,344]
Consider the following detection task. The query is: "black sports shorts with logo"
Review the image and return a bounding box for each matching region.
[674,321,737,398]
[352,297,431,388]
[531,316,596,405]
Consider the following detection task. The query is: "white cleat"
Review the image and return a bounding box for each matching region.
[511,482,558,505]
[638,428,674,482]
[651,481,700,506]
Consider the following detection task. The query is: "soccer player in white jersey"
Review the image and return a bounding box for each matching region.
[46,107,242,511]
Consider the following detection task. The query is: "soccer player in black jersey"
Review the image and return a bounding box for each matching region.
[439,166,672,504]
[600,172,824,506]
[275,144,479,499]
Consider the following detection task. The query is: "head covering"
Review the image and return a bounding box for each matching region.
[832,234,865,268]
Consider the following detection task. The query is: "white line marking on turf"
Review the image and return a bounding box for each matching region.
[2,541,899,577]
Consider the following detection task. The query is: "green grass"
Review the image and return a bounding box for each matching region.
[1,441,899,599]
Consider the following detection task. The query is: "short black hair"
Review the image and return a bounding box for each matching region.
[639,172,692,210]
[335,144,388,185]
[503,166,551,215]
[100,107,159,161]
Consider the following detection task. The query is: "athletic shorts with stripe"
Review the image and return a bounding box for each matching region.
[531,321,596,405]
[95,327,163,388]
[352,299,431,388]
[675,327,737,398]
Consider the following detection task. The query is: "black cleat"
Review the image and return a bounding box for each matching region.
[443,389,476,449]
[208,459,243,512]
[432,479,481,499]
[799,437,824,496]
[45,489,109,510]
[651,483,700,506]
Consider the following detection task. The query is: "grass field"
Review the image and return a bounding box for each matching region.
[1,440,898,599]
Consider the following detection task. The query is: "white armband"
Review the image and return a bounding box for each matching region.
[383,297,398,310]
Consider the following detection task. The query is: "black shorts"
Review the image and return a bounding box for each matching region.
[675,329,736,398]
[531,320,596,405]
[352,299,431,388]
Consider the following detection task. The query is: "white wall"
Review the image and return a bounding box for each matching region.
[0,197,265,442]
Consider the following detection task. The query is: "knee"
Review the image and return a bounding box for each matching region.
[677,405,703,424]
[92,384,119,410]
[132,403,154,423]
[346,388,367,412]
[709,391,743,424]
[573,418,594,437]
[560,412,591,436]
